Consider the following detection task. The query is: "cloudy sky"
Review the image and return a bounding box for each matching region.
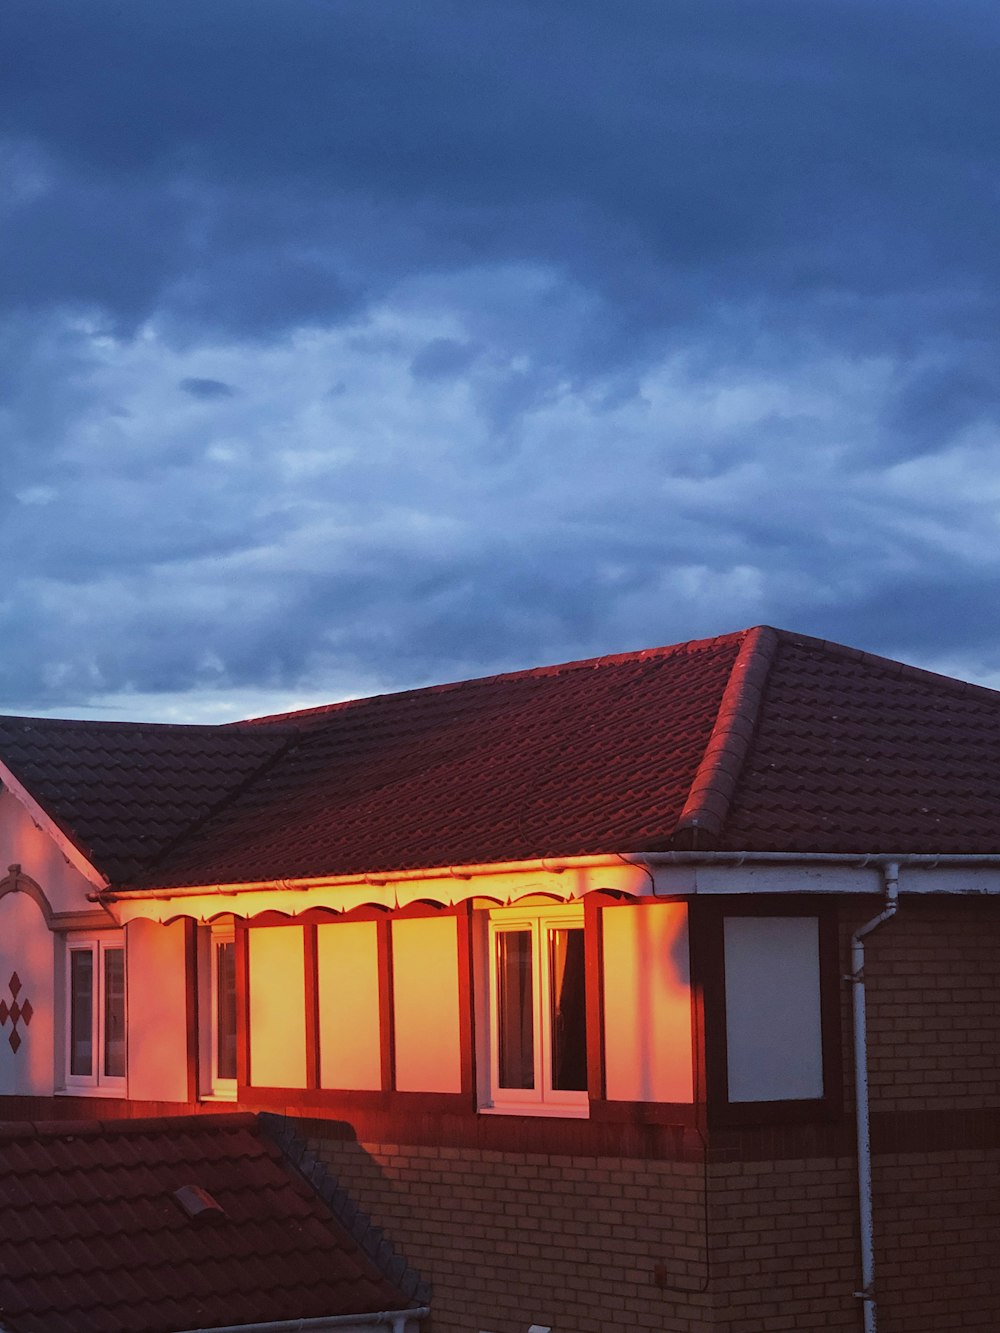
[3,0,1000,721]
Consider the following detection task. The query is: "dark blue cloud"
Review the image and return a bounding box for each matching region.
[178,377,236,400]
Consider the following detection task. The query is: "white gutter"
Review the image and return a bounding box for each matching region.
[847,862,899,1333]
[634,850,1000,869]
[92,853,631,901]
[179,1307,429,1333]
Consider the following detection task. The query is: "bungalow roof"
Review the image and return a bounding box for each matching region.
[2,625,1000,890]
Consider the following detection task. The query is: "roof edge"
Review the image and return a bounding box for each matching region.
[672,625,780,847]
[0,1111,259,1142]
[260,1113,431,1307]
[236,629,749,727]
[777,629,1000,702]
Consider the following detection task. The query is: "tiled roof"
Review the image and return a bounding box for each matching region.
[143,630,743,886]
[725,632,1000,853]
[4,625,1000,888]
[0,717,296,881]
[0,1112,422,1333]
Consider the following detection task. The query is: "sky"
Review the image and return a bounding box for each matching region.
[3,0,1000,722]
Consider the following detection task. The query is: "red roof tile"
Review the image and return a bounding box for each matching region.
[0,1113,423,1333]
[5,626,1000,887]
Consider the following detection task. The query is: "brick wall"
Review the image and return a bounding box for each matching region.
[708,1156,859,1331]
[309,1136,715,1333]
[845,901,1000,1115]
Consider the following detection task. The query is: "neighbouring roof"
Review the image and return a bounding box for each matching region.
[3,625,1000,888]
[0,1112,423,1333]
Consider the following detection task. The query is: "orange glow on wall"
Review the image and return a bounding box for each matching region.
[249,926,307,1088]
[127,918,190,1102]
[317,921,382,1091]
[602,902,693,1103]
[0,891,54,1096]
[0,790,96,913]
[392,916,462,1093]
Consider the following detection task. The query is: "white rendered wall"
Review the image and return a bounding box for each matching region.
[0,890,55,1095]
[0,789,96,913]
[392,916,462,1093]
[724,915,823,1102]
[249,926,307,1088]
[602,902,694,1103]
[126,918,190,1102]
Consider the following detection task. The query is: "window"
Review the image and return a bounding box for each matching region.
[199,923,237,1097]
[480,904,588,1116]
[64,935,126,1092]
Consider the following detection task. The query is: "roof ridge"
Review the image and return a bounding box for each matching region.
[238,629,751,726]
[776,629,1000,702]
[672,625,780,848]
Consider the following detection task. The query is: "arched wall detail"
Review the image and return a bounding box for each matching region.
[0,866,56,926]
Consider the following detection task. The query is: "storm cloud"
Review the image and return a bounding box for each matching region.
[2,0,1000,718]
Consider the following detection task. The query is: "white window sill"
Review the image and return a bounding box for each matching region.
[55,1085,128,1098]
[479,1102,590,1119]
[200,1088,238,1102]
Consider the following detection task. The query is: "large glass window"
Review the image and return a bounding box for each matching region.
[483,905,588,1115]
[64,936,126,1092]
[199,923,238,1097]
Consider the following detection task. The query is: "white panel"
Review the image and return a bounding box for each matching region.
[602,903,693,1103]
[249,926,307,1088]
[0,891,55,1095]
[318,921,382,1090]
[392,916,462,1093]
[127,918,190,1102]
[724,916,823,1102]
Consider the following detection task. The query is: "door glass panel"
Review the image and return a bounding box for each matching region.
[497,930,534,1089]
[549,928,587,1091]
[103,947,126,1079]
[70,950,94,1077]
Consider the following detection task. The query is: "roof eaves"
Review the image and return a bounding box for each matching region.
[671,624,780,849]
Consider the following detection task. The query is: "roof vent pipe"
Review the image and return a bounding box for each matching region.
[848,859,899,1333]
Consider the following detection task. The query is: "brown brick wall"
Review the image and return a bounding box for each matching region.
[839,899,1000,1116]
[872,1148,1000,1333]
[309,1136,716,1333]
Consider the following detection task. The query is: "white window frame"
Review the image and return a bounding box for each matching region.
[478,903,589,1118]
[63,933,127,1095]
[198,922,237,1099]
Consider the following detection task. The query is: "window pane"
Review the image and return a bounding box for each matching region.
[216,941,237,1081]
[70,951,94,1077]
[103,947,126,1079]
[497,930,534,1089]
[549,928,587,1091]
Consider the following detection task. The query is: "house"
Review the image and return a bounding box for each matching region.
[1,624,999,1332]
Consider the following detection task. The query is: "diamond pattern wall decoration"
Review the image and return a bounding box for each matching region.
[0,972,32,1053]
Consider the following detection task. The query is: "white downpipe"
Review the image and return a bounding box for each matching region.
[849,861,899,1333]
